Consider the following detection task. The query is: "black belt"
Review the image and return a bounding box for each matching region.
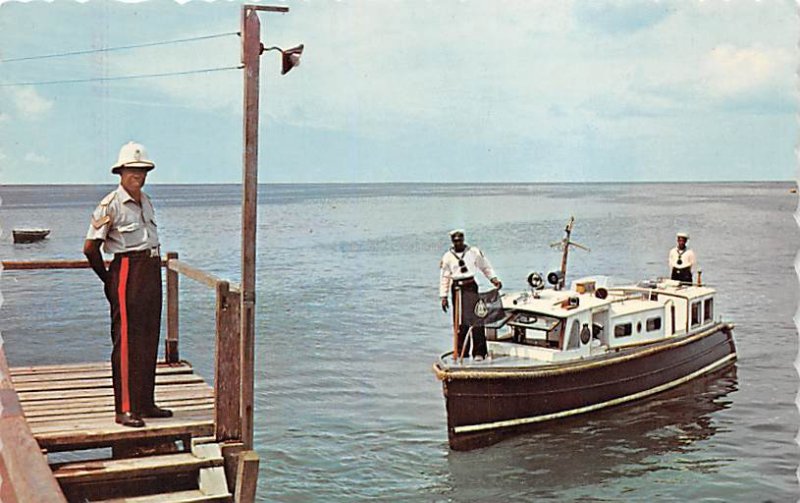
[453,277,476,285]
[115,247,160,259]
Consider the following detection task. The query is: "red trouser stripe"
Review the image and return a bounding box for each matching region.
[118,257,131,413]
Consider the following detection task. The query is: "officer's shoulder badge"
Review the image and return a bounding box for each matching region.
[91,215,111,229]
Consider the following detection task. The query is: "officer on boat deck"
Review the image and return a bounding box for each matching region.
[83,141,172,428]
[669,232,697,284]
[439,230,502,360]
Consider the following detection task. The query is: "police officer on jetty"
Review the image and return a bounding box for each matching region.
[83,141,172,428]
[669,232,697,284]
[439,230,502,360]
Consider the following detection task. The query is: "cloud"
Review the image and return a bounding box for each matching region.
[11,87,53,118]
[23,152,48,164]
[703,44,793,98]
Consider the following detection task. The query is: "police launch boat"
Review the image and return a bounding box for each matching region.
[433,218,737,451]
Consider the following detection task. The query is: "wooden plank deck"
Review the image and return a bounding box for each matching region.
[10,361,215,453]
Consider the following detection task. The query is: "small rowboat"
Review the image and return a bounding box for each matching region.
[12,228,51,244]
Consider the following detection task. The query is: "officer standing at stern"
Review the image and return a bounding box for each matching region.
[668,232,698,284]
[83,141,172,428]
[440,230,502,360]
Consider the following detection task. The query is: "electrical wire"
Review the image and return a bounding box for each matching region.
[0,65,244,87]
[0,31,240,63]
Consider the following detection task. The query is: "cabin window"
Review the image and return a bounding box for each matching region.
[614,323,632,338]
[646,317,662,332]
[703,298,714,322]
[690,301,701,327]
[567,320,581,349]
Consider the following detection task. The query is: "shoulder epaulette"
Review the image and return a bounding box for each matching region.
[100,191,117,206]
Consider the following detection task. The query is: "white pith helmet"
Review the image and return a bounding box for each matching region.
[111,141,155,174]
[676,232,689,240]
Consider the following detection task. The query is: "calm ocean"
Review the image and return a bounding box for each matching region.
[0,182,796,502]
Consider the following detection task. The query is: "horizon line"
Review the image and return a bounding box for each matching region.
[1,180,796,187]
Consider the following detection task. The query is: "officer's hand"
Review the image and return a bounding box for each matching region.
[441,297,449,313]
[491,278,503,290]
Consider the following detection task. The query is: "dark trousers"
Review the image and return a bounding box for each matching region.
[452,279,487,358]
[671,267,692,283]
[106,254,162,414]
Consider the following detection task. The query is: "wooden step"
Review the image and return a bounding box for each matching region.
[53,452,223,486]
[93,489,231,503]
[60,443,232,503]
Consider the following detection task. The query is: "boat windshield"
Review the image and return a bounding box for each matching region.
[505,312,564,347]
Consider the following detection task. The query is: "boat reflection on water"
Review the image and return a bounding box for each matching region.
[444,366,738,497]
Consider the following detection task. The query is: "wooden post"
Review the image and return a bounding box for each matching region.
[233,450,260,503]
[215,281,242,442]
[240,2,290,452]
[240,4,261,452]
[165,251,180,364]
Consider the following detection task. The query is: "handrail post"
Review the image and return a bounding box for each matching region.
[165,251,180,364]
[215,280,242,442]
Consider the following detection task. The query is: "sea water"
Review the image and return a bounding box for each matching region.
[0,182,796,501]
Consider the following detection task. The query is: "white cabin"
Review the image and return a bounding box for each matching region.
[485,278,718,365]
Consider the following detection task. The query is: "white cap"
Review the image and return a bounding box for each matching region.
[111,141,155,174]
[449,229,465,238]
[676,232,689,239]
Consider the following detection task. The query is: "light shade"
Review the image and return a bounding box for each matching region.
[281,44,304,75]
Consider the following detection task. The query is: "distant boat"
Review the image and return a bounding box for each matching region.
[790,187,797,194]
[12,228,50,244]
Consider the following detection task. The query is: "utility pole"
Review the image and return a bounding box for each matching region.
[240,3,288,452]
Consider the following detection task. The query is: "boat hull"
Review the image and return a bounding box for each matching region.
[435,322,736,451]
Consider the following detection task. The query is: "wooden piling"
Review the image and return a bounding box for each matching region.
[215,281,242,442]
[240,4,261,452]
[166,251,180,364]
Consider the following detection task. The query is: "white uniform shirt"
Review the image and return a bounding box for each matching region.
[86,185,160,254]
[439,245,497,298]
[668,246,697,271]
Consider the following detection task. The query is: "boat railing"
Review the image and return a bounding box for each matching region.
[1,252,247,443]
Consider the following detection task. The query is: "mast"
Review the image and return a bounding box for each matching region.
[550,216,589,289]
[560,217,574,284]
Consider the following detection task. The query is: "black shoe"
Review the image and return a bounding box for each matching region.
[115,412,146,428]
[142,406,173,418]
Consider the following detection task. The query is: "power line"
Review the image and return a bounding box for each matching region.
[0,31,240,64]
[0,65,244,87]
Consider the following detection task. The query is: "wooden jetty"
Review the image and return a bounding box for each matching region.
[0,255,257,502]
[0,4,301,501]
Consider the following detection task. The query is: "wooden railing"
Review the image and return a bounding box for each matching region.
[1,254,245,443]
[1,253,256,499]
[0,345,67,502]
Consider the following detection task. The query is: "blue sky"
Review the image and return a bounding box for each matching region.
[0,0,796,184]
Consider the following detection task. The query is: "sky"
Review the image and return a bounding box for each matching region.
[0,0,796,184]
